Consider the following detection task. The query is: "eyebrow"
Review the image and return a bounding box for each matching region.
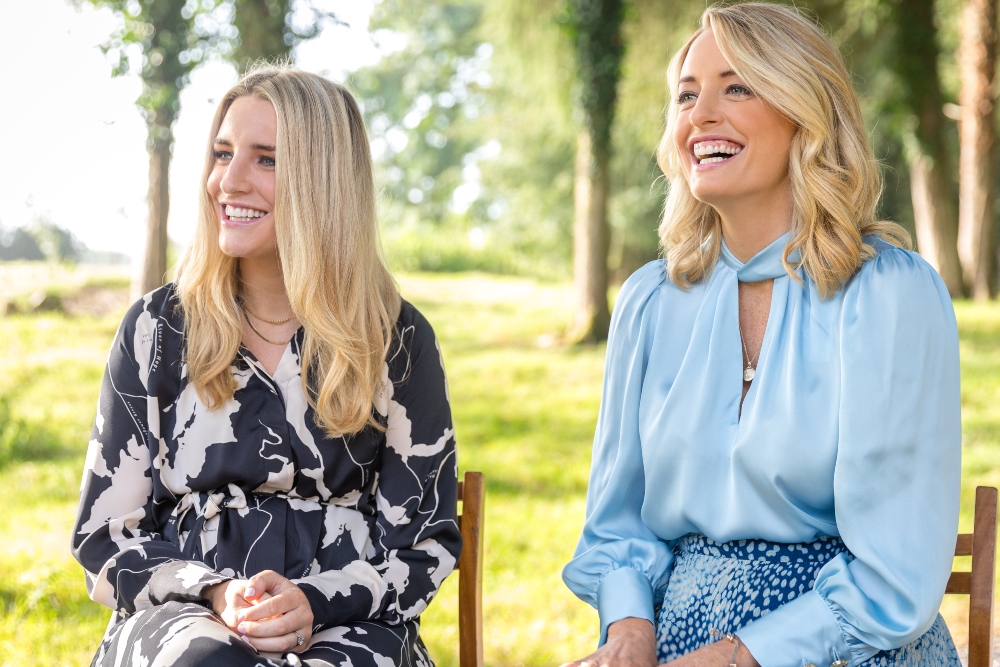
[212,137,276,152]
[679,69,738,84]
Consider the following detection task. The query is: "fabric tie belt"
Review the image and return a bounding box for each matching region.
[164,485,326,579]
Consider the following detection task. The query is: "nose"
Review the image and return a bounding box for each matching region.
[219,152,252,195]
[688,92,721,128]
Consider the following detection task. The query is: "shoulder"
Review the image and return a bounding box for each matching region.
[613,260,668,319]
[844,239,951,306]
[388,300,442,382]
[394,299,436,351]
[119,283,183,332]
[113,283,184,350]
[840,240,957,338]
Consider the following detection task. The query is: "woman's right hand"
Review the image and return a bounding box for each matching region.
[561,617,657,667]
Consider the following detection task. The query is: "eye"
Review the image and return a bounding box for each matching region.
[259,155,276,168]
[676,91,697,105]
[726,84,754,98]
[213,149,233,162]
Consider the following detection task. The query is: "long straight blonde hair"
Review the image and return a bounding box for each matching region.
[658,2,910,298]
[176,65,401,436]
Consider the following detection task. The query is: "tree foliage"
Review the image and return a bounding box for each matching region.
[561,0,626,161]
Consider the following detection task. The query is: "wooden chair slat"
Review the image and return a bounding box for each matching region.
[956,533,974,556]
[947,571,971,595]
[457,472,485,667]
[967,487,997,667]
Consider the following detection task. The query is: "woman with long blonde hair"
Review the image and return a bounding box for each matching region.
[562,4,961,666]
[72,66,460,667]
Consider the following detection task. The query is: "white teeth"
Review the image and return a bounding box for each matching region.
[225,205,267,219]
[692,141,744,158]
[699,156,727,164]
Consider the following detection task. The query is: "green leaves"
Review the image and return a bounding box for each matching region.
[562,0,626,157]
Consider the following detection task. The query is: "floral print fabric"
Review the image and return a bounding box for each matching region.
[71,285,460,666]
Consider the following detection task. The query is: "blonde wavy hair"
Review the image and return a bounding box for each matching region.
[657,2,910,297]
[176,65,401,436]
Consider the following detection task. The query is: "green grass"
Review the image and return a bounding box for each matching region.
[0,269,998,666]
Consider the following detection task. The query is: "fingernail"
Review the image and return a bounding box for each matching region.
[240,634,251,644]
[237,611,246,622]
[238,623,247,634]
[245,587,256,597]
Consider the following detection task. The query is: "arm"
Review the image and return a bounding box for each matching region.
[562,263,676,646]
[71,291,229,616]
[737,248,962,667]
[294,307,461,630]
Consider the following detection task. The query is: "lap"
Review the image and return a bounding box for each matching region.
[655,535,961,667]
[92,602,430,667]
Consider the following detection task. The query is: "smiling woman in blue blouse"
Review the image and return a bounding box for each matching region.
[561,4,961,667]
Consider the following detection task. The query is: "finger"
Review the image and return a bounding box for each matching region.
[245,570,283,600]
[224,579,249,605]
[238,602,311,638]
[239,592,302,622]
[238,611,307,639]
[243,631,304,654]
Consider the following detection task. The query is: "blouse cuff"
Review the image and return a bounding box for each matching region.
[597,567,655,646]
[148,560,230,608]
[738,590,857,667]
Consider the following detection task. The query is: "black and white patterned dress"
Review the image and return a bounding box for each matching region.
[71,285,461,667]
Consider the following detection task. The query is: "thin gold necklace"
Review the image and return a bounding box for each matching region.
[243,309,293,346]
[243,302,295,325]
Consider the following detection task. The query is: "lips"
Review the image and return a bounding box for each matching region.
[690,138,745,165]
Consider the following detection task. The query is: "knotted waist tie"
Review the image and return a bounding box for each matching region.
[164,484,326,580]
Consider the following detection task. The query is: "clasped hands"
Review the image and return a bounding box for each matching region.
[204,570,314,653]
[560,618,760,667]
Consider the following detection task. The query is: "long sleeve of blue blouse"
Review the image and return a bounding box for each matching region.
[562,265,676,644]
[737,248,962,667]
[563,235,962,667]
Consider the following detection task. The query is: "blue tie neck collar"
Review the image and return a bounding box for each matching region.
[720,231,799,282]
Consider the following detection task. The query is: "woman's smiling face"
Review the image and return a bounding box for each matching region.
[673,30,797,211]
[207,95,278,261]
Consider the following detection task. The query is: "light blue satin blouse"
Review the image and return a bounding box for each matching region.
[562,233,961,667]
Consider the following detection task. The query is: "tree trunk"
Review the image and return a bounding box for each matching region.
[133,130,171,301]
[886,0,965,296]
[910,150,964,296]
[232,0,292,72]
[957,0,998,300]
[568,130,611,344]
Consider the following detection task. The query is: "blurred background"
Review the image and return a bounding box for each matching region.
[2,0,1000,665]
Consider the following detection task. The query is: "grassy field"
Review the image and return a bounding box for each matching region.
[0,263,997,666]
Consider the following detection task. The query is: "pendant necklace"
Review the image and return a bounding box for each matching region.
[738,321,759,382]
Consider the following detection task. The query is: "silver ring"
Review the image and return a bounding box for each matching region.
[294,630,305,647]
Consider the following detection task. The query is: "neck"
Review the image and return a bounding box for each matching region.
[715,186,794,262]
[239,254,292,316]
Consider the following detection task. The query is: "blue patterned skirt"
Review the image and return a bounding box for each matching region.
[655,534,961,666]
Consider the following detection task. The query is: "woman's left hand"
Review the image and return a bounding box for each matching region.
[663,636,760,667]
[236,570,314,653]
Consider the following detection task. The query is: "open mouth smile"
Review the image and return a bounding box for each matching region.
[223,204,269,223]
[691,139,744,165]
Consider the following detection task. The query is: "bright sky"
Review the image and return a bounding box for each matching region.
[0,0,383,258]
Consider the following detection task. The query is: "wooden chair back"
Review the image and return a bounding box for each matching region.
[945,485,998,667]
[456,471,485,667]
